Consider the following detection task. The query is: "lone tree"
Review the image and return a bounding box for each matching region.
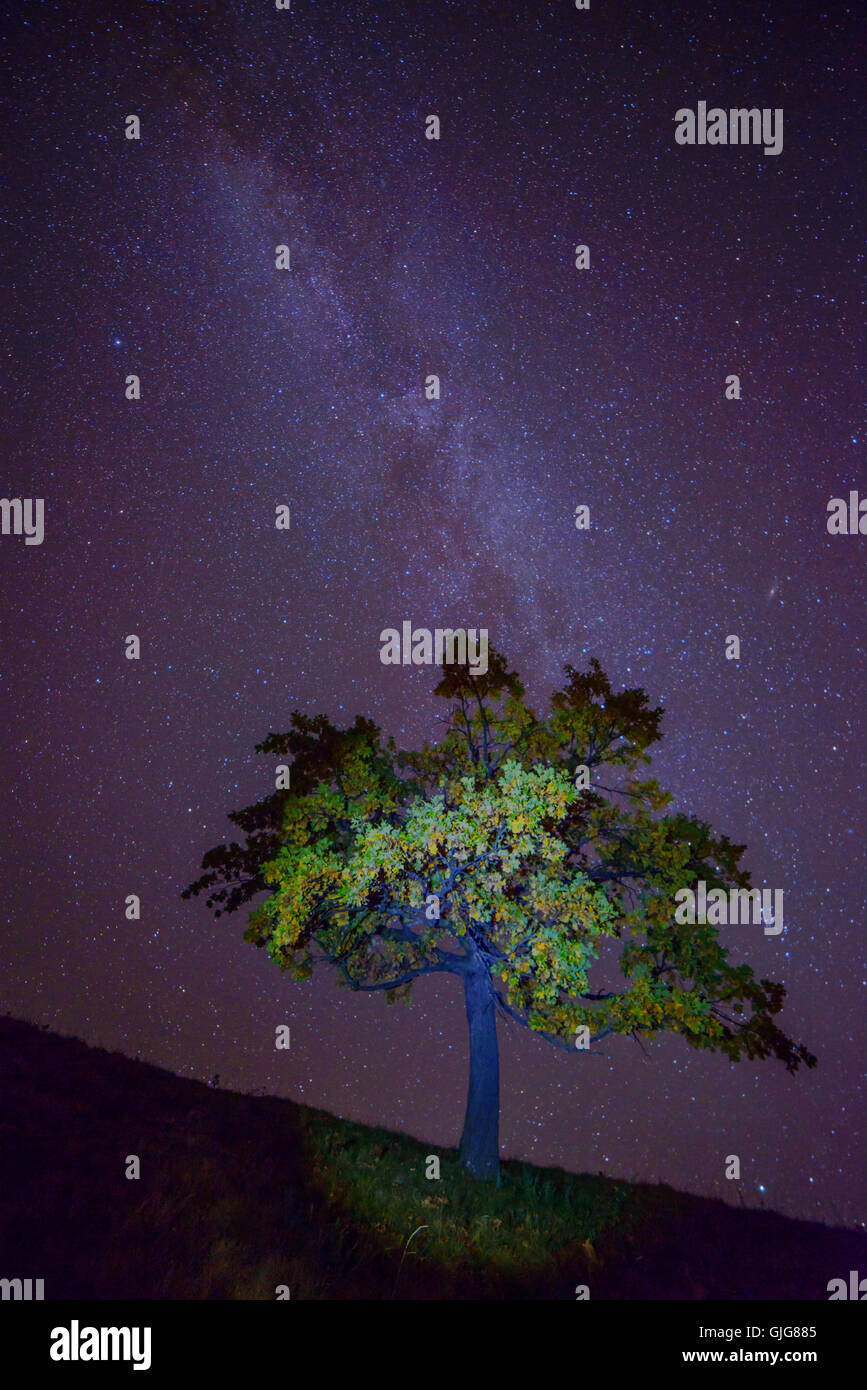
[183,651,815,1181]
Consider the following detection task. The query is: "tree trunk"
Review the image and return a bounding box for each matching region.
[458,960,500,1181]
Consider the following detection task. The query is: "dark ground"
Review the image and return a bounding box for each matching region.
[0,1015,862,1300]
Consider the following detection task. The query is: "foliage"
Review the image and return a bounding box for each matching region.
[184,650,815,1072]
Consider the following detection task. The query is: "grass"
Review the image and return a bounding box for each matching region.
[298,1109,631,1287]
[1,1015,863,1300]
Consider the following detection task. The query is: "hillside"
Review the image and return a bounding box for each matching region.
[0,1015,862,1300]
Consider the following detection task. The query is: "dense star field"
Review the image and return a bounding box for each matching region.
[1,0,863,1231]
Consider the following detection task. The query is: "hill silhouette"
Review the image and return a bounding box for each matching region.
[0,1015,862,1300]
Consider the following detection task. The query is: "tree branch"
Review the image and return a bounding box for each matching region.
[336,958,458,992]
[492,988,614,1054]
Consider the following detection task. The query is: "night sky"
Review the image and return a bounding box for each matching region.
[1,0,863,1230]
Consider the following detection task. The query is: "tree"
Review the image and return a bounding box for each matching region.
[183,650,815,1181]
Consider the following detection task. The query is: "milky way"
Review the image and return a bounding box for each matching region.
[1,0,863,1227]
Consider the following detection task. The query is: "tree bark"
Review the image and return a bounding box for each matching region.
[458,959,500,1181]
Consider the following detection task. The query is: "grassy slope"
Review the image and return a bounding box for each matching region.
[0,1015,862,1300]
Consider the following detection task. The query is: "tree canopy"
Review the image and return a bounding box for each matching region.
[184,649,815,1177]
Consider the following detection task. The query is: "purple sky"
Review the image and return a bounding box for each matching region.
[1,0,863,1228]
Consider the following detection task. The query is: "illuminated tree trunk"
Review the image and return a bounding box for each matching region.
[458,960,500,1181]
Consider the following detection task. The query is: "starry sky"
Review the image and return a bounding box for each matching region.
[1,0,863,1229]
